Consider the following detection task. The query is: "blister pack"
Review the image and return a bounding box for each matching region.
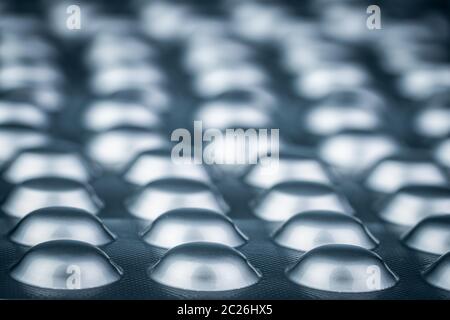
[0,0,449,300]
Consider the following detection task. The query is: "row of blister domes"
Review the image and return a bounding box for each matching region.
[5,204,450,292]
[1,143,449,226]
[6,204,450,254]
[9,205,450,256]
[1,0,449,297]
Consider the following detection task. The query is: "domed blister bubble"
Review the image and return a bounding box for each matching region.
[178,12,223,40]
[82,100,162,132]
[376,31,447,75]
[423,252,450,291]
[415,106,450,139]
[8,85,65,113]
[414,91,450,139]
[211,87,276,112]
[85,34,155,70]
[139,1,195,41]
[379,185,450,226]
[3,143,96,183]
[149,242,261,291]
[183,37,252,73]
[365,153,448,193]
[319,131,399,174]
[0,101,49,129]
[273,210,378,251]
[90,16,144,38]
[142,208,247,249]
[194,99,272,130]
[1,32,56,61]
[303,88,383,136]
[1,177,103,219]
[86,38,153,70]
[286,244,398,293]
[293,63,371,99]
[281,39,354,74]
[105,87,171,114]
[303,97,381,137]
[414,92,450,139]
[201,128,282,177]
[0,125,49,164]
[183,18,232,47]
[123,149,211,186]
[402,214,450,255]
[10,240,122,290]
[243,153,333,189]
[89,63,165,95]
[86,127,167,171]
[0,61,64,90]
[434,137,450,169]
[252,181,353,222]
[319,5,374,43]
[230,2,292,42]
[126,178,228,220]
[397,65,450,101]
[193,63,268,98]
[9,207,115,247]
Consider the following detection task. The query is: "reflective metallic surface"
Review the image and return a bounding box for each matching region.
[149,242,261,291]
[10,240,122,289]
[380,185,450,226]
[273,211,378,251]
[10,207,115,246]
[253,181,353,222]
[423,252,450,291]
[286,244,398,293]
[2,177,103,218]
[402,215,450,255]
[142,208,247,249]
[126,178,228,220]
